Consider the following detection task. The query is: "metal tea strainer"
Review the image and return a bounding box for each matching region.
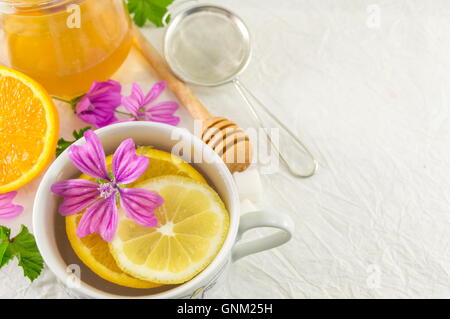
[163,3,318,178]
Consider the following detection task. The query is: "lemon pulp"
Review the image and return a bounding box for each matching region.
[109,175,230,284]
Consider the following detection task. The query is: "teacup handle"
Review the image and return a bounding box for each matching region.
[231,211,294,262]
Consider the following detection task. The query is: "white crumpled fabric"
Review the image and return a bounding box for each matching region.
[2,0,450,298]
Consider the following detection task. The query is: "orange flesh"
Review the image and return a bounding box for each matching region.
[0,66,58,192]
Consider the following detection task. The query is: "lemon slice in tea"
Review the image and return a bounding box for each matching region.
[109,175,230,284]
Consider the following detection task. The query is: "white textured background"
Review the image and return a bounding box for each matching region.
[2,0,450,298]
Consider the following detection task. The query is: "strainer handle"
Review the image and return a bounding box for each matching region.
[233,79,319,178]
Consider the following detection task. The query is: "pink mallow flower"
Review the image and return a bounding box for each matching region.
[76,80,122,128]
[0,192,23,220]
[51,130,163,242]
[122,82,180,126]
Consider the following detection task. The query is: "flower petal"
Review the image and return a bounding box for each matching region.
[0,192,17,207]
[121,83,145,116]
[0,205,24,219]
[143,81,166,106]
[77,108,118,128]
[119,188,163,227]
[121,98,139,117]
[0,192,23,219]
[89,80,122,97]
[68,130,109,180]
[112,138,149,184]
[144,101,180,126]
[75,80,122,128]
[51,179,100,216]
[77,194,118,242]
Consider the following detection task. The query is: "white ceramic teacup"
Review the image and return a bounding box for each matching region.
[33,122,294,299]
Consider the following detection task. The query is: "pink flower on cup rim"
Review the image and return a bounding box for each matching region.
[75,80,122,128]
[0,192,23,220]
[122,82,180,126]
[51,130,164,242]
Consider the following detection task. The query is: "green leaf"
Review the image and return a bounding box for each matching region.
[0,225,44,281]
[56,126,92,157]
[128,0,174,27]
[1,246,15,268]
[56,139,72,158]
[9,226,44,281]
[72,126,92,140]
[0,226,12,267]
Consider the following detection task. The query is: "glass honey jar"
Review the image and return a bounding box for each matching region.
[0,0,133,98]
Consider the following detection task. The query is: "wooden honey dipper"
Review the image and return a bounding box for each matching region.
[133,29,252,173]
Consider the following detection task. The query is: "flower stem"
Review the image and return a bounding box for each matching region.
[115,110,135,118]
[52,96,71,104]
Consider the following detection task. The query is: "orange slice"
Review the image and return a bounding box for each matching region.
[0,66,58,193]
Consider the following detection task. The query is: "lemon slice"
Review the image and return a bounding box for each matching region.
[109,175,229,284]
